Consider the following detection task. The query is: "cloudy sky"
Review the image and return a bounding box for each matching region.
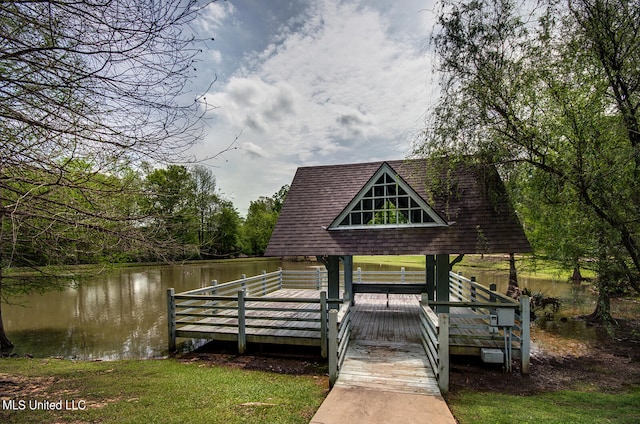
[190,0,439,215]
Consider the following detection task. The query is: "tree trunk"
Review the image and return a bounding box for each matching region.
[586,239,613,323]
[506,253,520,299]
[0,212,13,349]
[0,270,15,350]
[570,265,583,284]
[585,281,612,323]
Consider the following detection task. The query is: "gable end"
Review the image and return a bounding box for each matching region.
[329,162,448,230]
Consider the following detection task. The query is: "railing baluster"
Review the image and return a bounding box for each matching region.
[438,313,449,395]
[237,290,246,354]
[328,309,338,387]
[520,295,530,374]
[320,291,327,359]
[167,288,176,352]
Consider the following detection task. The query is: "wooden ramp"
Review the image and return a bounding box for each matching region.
[311,293,455,423]
[335,340,441,396]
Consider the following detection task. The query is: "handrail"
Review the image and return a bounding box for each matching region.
[329,297,352,387]
[179,270,283,296]
[419,296,449,394]
[168,267,530,378]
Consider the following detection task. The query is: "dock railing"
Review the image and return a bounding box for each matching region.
[168,269,342,356]
[328,294,352,387]
[168,268,531,384]
[426,272,530,374]
[419,294,449,394]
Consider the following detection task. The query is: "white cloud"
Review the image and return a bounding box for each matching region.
[208,77,300,133]
[209,50,222,64]
[199,1,236,32]
[195,0,436,214]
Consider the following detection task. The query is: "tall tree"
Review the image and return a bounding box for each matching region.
[211,201,242,257]
[192,165,219,254]
[418,0,640,322]
[141,165,198,255]
[242,197,279,256]
[0,0,215,349]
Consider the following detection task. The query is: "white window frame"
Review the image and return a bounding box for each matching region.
[329,163,448,230]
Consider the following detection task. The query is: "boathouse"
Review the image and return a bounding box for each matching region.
[167,157,532,394]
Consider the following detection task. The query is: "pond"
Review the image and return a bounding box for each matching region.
[2,258,591,360]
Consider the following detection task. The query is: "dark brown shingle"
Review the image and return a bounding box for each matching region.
[265,158,531,256]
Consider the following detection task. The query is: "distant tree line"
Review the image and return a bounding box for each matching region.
[3,162,287,266]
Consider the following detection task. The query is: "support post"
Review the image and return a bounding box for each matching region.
[326,255,340,311]
[342,255,353,304]
[435,254,450,313]
[426,255,435,301]
[278,267,283,289]
[261,270,267,295]
[438,313,449,395]
[237,290,246,354]
[520,295,531,374]
[320,291,328,358]
[167,288,176,352]
[328,309,338,387]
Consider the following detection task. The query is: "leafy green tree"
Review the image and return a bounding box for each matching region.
[190,165,222,256]
[272,185,290,213]
[369,201,409,225]
[141,165,198,256]
[418,0,640,322]
[242,197,279,256]
[0,0,214,349]
[211,201,242,256]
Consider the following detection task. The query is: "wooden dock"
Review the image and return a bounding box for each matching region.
[169,268,530,394]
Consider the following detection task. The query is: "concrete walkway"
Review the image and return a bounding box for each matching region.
[310,341,456,424]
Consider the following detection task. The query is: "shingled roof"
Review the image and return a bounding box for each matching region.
[265,158,531,256]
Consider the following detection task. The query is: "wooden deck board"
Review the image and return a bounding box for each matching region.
[335,340,440,395]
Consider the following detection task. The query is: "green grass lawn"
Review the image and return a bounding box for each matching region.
[0,358,327,424]
[447,387,640,424]
[353,254,596,280]
[4,356,639,423]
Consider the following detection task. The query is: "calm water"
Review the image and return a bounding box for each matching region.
[2,258,587,359]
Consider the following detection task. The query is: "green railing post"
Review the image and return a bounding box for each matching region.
[167,288,176,352]
[489,283,497,303]
[320,291,328,358]
[470,276,477,311]
[520,295,530,374]
[438,313,449,395]
[328,309,338,387]
[211,280,218,315]
[237,290,246,354]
